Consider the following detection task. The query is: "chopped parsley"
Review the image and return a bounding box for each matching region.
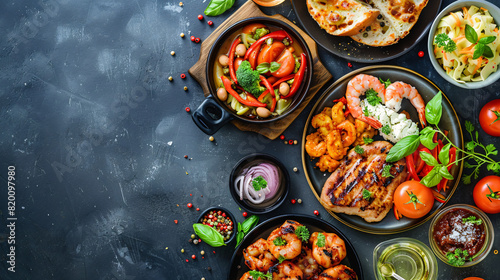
[382,164,394,178]
[363,137,374,144]
[273,236,287,246]
[316,233,326,247]
[381,125,392,135]
[362,189,372,200]
[363,107,370,116]
[249,271,272,280]
[446,248,471,266]
[278,255,286,263]
[434,33,457,53]
[462,216,482,225]
[354,145,364,154]
[295,226,310,242]
[252,176,267,191]
[379,77,391,88]
[366,89,382,106]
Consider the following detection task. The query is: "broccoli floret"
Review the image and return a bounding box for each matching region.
[253,28,269,40]
[236,61,265,98]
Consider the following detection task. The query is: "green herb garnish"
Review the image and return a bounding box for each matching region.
[446,248,471,266]
[204,0,235,16]
[381,125,391,135]
[251,176,268,191]
[316,233,326,247]
[386,91,500,187]
[193,223,226,247]
[463,216,482,225]
[273,237,287,246]
[464,24,496,59]
[249,271,272,280]
[362,189,372,200]
[379,77,391,88]
[363,137,374,144]
[382,165,394,178]
[256,62,281,74]
[434,33,457,53]
[363,107,370,116]
[366,89,382,106]
[295,226,310,242]
[355,145,364,154]
[236,215,259,248]
[278,255,286,263]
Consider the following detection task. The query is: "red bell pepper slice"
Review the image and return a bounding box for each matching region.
[333,97,348,105]
[406,154,420,181]
[221,76,266,107]
[282,53,307,99]
[393,205,402,220]
[228,37,241,83]
[243,30,293,60]
[431,189,446,203]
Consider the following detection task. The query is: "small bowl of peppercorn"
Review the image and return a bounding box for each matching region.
[197,207,237,245]
[428,204,494,267]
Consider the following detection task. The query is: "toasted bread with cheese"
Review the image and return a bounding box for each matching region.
[307,0,380,36]
[351,0,429,46]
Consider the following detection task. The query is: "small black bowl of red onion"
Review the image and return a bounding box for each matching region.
[229,153,289,214]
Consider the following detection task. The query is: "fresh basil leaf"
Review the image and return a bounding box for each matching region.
[241,215,259,234]
[386,134,420,162]
[439,143,452,165]
[420,151,439,166]
[478,36,496,45]
[193,223,226,247]
[420,130,438,150]
[425,91,443,125]
[482,45,494,58]
[419,126,435,135]
[235,231,245,248]
[256,62,270,74]
[420,167,443,188]
[270,61,281,73]
[473,43,484,60]
[204,0,235,16]
[439,165,454,180]
[465,24,478,44]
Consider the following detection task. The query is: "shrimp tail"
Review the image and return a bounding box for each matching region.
[418,109,427,127]
[360,116,382,129]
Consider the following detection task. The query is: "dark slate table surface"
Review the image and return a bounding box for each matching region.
[1,0,499,279]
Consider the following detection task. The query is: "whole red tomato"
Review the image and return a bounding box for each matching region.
[479,99,500,136]
[473,175,500,214]
[393,181,434,219]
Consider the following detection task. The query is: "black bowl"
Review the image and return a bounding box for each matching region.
[197,206,237,245]
[192,17,313,135]
[229,153,289,214]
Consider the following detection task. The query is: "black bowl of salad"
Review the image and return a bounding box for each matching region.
[192,17,313,135]
[229,153,290,214]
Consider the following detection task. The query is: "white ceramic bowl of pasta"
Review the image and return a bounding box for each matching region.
[428,0,500,89]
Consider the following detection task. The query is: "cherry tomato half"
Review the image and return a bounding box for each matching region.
[473,175,500,214]
[257,42,286,66]
[479,99,500,136]
[393,181,434,219]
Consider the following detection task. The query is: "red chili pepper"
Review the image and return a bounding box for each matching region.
[393,205,402,220]
[243,30,293,60]
[228,37,241,83]
[270,96,276,112]
[258,74,295,102]
[333,97,348,105]
[221,76,266,107]
[406,154,420,181]
[259,75,274,96]
[282,53,306,99]
[431,189,446,203]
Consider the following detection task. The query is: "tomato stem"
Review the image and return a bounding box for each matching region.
[404,191,425,210]
[486,184,500,201]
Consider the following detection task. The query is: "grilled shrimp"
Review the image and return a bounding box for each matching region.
[243,238,277,272]
[267,221,303,260]
[310,232,347,268]
[346,74,384,129]
[312,113,334,139]
[331,102,346,126]
[240,271,265,280]
[305,132,327,158]
[292,246,321,280]
[315,154,341,173]
[270,261,304,280]
[384,81,426,127]
[318,265,357,280]
[336,120,356,147]
[326,130,347,160]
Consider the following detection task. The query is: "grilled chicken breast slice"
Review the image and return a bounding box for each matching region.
[320,141,407,222]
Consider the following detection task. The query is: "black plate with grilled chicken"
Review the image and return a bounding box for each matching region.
[301,66,463,234]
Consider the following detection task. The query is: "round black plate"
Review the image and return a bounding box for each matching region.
[291,0,442,63]
[301,66,464,234]
[228,214,363,279]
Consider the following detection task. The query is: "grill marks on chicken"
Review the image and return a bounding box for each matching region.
[320,141,407,222]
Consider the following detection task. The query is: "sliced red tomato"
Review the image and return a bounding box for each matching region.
[234,58,243,71]
[256,42,285,66]
[247,48,259,69]
[393,181,434,219]
[473,175,500,214]
[479,99,500,136]
[272,49,295,78]
[242,23,267,35]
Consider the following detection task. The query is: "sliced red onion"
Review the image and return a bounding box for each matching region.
[234,162,280,204]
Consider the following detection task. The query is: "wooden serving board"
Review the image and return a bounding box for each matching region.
[188,0,332,140]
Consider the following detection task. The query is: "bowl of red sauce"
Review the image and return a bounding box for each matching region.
[229,153,289,214]
[428,204,494,267]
